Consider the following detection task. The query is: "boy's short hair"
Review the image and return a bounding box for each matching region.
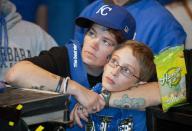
[114,40,156,82]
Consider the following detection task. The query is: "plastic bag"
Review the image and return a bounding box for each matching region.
[154,46,187,112]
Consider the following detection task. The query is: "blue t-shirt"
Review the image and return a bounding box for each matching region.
[10,0,47,22]
[74,0,186,54]
[70,83,147,131]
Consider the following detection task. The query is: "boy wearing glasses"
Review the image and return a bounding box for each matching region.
[71,40,156,131]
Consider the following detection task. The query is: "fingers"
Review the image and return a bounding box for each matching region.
[77,106,89,122]
[70,108,74,122]
[70,104,79,127]
[74,105,83,128]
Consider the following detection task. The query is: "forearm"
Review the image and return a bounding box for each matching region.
[109,82,161,110]
[5,61,59,91]
[5,61,104,110]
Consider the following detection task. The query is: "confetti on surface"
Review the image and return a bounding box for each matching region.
[35,125,44,131]
[16,104,23,110]
[8,121,14,126]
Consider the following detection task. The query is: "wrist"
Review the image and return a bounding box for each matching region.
[55,77,70,94]
[67,80,80,96]
[101,89,111,107]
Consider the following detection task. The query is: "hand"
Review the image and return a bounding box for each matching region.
[86,94,105,113]
[70,104,89,128]
[67,80,105,112]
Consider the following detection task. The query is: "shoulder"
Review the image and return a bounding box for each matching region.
[12,20,47,37]
[44,46,68,56]
[79,0,103,16]
[128,0,180,23]
[27,46,70,77]
[15,20,42,30]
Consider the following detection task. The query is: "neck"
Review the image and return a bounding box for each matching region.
[85,64,103,77]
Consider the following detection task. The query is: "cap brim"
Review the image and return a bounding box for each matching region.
[75,17,94,28]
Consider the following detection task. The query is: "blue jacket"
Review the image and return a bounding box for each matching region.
[69,83,147,131]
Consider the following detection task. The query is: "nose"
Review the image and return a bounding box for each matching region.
[111,66,121,76]
[90,38,99,50]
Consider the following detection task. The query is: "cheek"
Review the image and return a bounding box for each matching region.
[82,36,90,48]
[117,78,136,90]
[96,51,108,63]
[103,65,111,76]
[98,48,113,61]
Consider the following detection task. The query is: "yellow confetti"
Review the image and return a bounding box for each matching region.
[16,104,23,110]
[8,121,14,126]
[35,125,44,131]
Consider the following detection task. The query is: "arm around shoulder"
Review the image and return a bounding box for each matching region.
[109,82,161,110]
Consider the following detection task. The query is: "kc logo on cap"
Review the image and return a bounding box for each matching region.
[96,5,112,16]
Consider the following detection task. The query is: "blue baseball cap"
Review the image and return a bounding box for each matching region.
[76,4,136,40]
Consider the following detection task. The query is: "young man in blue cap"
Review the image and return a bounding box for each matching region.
[6,3,136,122]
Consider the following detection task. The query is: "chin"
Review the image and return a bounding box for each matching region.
[83,57,94,64]
[103,83,115,92]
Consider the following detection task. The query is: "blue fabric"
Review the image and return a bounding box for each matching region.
[74,0,186,54]
[157,0,175,5]
[0,14,8,66]
[69,83,147,131]
[47,0,92,45]
[64,40,90,113]
[10,0,47,22]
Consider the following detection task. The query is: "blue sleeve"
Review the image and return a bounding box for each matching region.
[92,83,102,94]
[155,15,186,54]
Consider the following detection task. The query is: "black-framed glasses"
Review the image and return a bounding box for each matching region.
[108,58,141,81]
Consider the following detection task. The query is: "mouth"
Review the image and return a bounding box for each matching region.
[105,76,115,85]
[84,51,96,58]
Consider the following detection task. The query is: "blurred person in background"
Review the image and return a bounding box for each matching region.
[46,0,94,45]
[158,0,192,49]
[10,0,48,30]
[0,0,57,81]
[10,0,95,45]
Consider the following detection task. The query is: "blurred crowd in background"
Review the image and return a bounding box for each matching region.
[10,0,94,45]
[9,0,192,48]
